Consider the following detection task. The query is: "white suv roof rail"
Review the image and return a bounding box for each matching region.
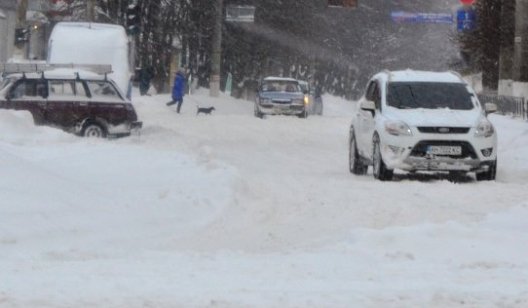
[0,63,113,75]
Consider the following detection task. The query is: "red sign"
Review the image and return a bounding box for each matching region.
[460,0,475,5]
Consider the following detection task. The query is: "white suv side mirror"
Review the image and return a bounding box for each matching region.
[484,103,497,115]
[360,100,376,111]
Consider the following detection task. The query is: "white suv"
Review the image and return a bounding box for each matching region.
[348,70,498,181]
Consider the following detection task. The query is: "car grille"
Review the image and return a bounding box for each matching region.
[272,99,291,104]
[410,140,478,159]
[417,127,470,134]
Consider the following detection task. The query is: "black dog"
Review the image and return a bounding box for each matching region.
[196,106,216,115]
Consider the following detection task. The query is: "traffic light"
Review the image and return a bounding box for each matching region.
[14,27,29,45]
[328,0,358,8]
[126,1,141,35]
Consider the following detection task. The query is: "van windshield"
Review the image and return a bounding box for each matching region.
[261,80,300,93]
[387,82,474,110]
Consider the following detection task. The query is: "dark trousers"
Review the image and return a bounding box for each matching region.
[139,82,149,96]
[166,98,184,113]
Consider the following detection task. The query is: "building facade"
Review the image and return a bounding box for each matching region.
[0,0,16,62]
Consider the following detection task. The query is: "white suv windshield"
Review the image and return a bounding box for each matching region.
[387,82,474,110]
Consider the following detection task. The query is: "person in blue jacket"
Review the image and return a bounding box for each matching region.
[166,68,186,113]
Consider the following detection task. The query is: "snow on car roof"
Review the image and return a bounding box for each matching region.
[377,70,465,84]
[263,76,298,82]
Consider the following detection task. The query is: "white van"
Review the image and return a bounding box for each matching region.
[47,22,132,98]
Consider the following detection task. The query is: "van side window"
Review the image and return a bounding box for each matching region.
[10,79,48,100]
[85,81,121,101]
[49,80,87,100]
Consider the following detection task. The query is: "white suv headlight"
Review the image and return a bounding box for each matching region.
[474,119,495,138]
[384,120,413,136]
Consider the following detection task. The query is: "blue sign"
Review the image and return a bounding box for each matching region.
[456,7,476,31]
[391,11,454,24]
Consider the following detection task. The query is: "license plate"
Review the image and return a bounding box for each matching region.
[427,145,462,156]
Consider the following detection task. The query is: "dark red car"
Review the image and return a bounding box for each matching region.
[0,67,142,137]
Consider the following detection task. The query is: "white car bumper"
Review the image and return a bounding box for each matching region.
[380,129,497,172]
[259,103,305,115]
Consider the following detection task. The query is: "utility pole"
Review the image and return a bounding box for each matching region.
[513,0,528,81]
[498,0,516,95]
[14,0,28,60]
[87,0,96,22]
[209,0,223,97]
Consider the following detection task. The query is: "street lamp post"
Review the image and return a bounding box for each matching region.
[499,0,515,90]
[513,0,528,82]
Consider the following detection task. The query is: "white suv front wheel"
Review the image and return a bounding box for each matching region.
[372,136,393,181]
[476,159,497,181]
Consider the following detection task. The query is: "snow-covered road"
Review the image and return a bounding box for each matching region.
[1,90,527,307]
